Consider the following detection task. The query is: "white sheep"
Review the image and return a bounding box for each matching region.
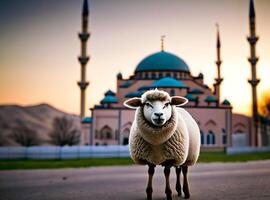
[124,89,200,200]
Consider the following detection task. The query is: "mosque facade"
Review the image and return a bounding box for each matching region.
[79,0,262,148]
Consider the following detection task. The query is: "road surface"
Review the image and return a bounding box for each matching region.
[1,160,270,200]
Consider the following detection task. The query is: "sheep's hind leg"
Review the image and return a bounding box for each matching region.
[164,165,172,200]
[175,166,182,196]
[182,165,190,199]
[146,163,155,200]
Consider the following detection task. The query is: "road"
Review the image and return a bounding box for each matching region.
[0,160,270,200]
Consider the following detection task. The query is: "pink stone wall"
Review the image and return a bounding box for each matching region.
[90,107,232,147]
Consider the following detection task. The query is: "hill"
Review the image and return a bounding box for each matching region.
[0,103,80,146]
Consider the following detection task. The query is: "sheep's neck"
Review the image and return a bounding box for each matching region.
[137,107,178,145]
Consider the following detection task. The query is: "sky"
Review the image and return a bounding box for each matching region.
[0,0,269,116]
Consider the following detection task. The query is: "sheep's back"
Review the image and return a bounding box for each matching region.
[176,108,200,166]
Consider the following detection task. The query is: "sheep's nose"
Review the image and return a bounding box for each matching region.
[154,113,163,118]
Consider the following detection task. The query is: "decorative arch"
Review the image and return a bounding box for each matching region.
[200,130,205,146]
[100,125,113,140]
[234,123,246,133]
[205,120,217,127]
[122,127,130,145]
[207,130,216,145]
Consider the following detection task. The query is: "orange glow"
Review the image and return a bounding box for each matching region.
[0,0,270,116]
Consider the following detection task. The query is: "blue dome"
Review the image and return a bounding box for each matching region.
[105,90,115,96]
[82,117,92,124]
[125,91,143,98]
[101,95,118,104]
[152,77,187,88]
[205,95,217,103]
[222,99,231,106]
[135,51,190,72]
[185,94,197,102]
[189,88,204,95]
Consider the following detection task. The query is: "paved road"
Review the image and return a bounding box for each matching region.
[1,161,270,200]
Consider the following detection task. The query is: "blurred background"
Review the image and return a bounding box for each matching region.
[0,0,269,150]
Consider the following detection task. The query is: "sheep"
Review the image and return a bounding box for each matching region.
[123,89,200,200]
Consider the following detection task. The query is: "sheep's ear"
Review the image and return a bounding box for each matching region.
[171,96,188,107]
[123,97,142,109]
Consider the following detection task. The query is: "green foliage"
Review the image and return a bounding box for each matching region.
[0,152,270,170]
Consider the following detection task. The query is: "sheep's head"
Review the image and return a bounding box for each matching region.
[124,89,188,127]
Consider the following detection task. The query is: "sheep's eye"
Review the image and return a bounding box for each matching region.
[163,102,170,109]
[145,102,153,108]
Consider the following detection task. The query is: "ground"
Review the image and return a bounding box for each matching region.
[0,160,270,200]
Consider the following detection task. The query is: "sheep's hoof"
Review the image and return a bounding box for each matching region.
[184,193,190,199]
[166,195,172,200]
[175,183,181,196]
[146,193,152,200]
[146,187,152,200]
[165,189,172,200]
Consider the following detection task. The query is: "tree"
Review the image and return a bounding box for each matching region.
[10,126,41,147]
[259,92,270,119]
[0,131,8,146]
[49,116,81,146]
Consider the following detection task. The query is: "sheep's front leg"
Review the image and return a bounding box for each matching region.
[146,164,155,200]
[175,166,182,196]
[164,165,172,200]
[182,165,190,199]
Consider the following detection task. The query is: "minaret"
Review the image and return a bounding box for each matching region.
[214,24,223,104]
[247,0,260,146]
[78,0,90,119]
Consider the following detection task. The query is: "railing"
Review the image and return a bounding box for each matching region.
[226,146,270,155]
[0,145,130,160]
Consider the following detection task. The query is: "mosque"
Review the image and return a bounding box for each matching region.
[79,0,263,148]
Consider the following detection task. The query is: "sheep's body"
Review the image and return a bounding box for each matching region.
[125,89,200,199]
[129,106,200,166]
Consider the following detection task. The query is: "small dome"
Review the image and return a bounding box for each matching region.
[222,99,231,106]
[189,88,204,95]
[82,117,92,124]
[101,95,118,104]
[105,90,115,96]
[185,94,197,102]
[135,51,190,72]
[152,77,187,88]
[205,95,217,103]
[125,91,143,98]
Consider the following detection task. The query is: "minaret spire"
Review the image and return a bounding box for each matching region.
[161,35,165,51]
[78,0,90,119]
[214,23,223,105]
[247,0,260,146]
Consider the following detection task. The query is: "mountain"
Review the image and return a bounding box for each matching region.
[0,103,81,146]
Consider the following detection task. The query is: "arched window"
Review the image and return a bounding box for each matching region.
[170,89,175,96]
[100,125,113,140]
[222,128,227,145]
[159,72,163,78]
[122,128,130,145]
[144,73,149,79]
[151,72,156,79]
[200,130,205,145]
[207,130,215,145]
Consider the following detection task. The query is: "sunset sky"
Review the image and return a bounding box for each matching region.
[0,0,269,116]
